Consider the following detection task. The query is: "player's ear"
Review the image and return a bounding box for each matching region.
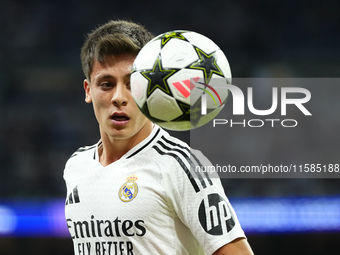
[84,79,92,103]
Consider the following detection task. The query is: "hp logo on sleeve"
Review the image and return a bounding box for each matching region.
[198,193,235,235]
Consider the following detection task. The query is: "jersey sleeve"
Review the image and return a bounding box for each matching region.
[159,148,246,255]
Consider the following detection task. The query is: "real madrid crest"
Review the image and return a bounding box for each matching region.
[119,174,139,202]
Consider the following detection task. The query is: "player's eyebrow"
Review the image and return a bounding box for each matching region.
[96,73,131,80]
[97,74,114,80]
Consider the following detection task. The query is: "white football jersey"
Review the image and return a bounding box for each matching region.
[64,125,245,255]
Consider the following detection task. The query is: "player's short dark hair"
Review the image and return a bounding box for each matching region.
[81,20,154,81]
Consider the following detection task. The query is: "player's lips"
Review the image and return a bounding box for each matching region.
[110,112,130,126]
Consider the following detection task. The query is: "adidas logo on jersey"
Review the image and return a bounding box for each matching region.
[66,186,80,205]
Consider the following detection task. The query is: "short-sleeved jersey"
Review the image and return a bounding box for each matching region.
[64,125,245,255]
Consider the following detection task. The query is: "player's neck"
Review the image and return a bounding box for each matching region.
[98,122,153,166]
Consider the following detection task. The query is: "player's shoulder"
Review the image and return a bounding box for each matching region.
[154,129,191,153]
[150,127,209,171]
[151,127,190,158]
[151,127,222,193]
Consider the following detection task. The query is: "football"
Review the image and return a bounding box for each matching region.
[131,30,231,131]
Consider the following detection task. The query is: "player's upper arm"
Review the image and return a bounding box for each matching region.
[212,238,254,255]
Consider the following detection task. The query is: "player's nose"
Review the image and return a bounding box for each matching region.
[111,83,128,107]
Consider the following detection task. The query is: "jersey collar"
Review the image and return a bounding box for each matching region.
[94,124,163,162]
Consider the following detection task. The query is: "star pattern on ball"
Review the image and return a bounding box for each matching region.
[190,48,223,83]
[155,31,188,47]
[173,101,191,121]
[141,57,178,96]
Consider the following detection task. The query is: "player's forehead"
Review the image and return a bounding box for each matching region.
[90,54,136,81]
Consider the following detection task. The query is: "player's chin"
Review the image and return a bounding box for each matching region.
[110,120,135,134]
[107,128,130,140]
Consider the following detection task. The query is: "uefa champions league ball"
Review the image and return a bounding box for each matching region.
[131,30,231,131]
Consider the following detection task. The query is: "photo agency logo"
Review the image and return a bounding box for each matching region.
[194,79,312,128]
[196,81,223,115]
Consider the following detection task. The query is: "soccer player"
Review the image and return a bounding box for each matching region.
[64,20,253,255]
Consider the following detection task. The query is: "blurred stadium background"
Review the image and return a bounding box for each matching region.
[0,0,340,254]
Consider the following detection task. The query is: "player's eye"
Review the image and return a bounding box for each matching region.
[126,83,131,90]
[100,82,114,90]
